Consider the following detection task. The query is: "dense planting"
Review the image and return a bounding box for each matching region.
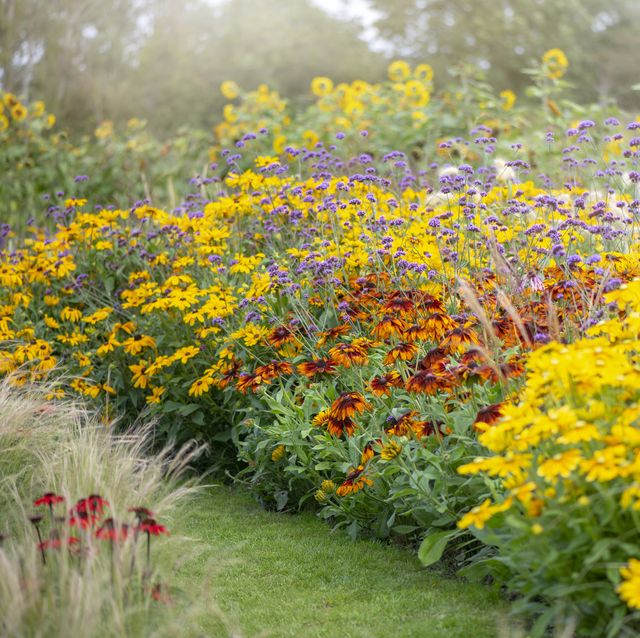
[2,53,640,635]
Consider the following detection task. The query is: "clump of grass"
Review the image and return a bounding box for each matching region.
[0,377,228,638]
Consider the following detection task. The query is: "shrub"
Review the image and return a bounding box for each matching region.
[457,279,640,636]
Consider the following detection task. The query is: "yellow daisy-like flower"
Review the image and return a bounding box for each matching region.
[619,559,640,609]
[457,497,512,530]
[188,374,215,397]
[0,114,8,132]
[10,103,27,121]
[271,444,286,462]
[220,80,240,100]
[388,60,411,82]
[499,89,516,111]
[542,48,568,79]
[146,386,166,404]
[60,306,83,323]
[414,63,433,83]
[310,76,334,97]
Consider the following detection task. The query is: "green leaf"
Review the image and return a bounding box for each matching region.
[392,524,418,535]
[418,529,460,567]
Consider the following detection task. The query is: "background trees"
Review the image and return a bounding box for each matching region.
[1,0,639,135]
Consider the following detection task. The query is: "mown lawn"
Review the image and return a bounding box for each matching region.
[173,486,509,638]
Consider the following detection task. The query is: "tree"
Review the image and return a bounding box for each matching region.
[369,0,640,105]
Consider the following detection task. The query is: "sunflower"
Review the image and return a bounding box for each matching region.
[329,392,371,420]
[311,76,334,97]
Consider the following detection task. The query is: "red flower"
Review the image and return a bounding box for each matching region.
[34,493,64,507]
[129,506,155,519]
[96,518,131,542]
[69,511,99,529]
[38,536,80,551]
[138,518,168,536]
[74,494,109,515]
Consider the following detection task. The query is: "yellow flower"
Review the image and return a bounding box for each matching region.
[537,449,582,481]
[60,306,83,323]
[580,446,629,482]
[414,63,433,83]
[172,345,200,365]
[64,198,87,208]
[220,80,240,100]
[122,334,156,356]
[302,129,319,148]
[542,48,568,79]
[271,445,286,462]
[457,498,512,530]
[223,104,237,123]
[388,60,411,82]
[499,89,516,111]
[10,103,27,121]
[0,114,8,132]
[311,76,334,97]
[619,559,640,609]
[129,360,151,389]
[146,386,166,404]
[321,480,336,493]
[380,440,403,461]
[188,374,214,397]
[95,120,114,139]
[273,135,287,154]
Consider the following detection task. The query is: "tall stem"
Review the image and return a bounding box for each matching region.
[35,525,46,565]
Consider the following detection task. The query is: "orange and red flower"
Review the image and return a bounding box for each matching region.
[329,392,371,420]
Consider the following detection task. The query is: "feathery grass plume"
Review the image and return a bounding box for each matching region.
[0,376,231,638]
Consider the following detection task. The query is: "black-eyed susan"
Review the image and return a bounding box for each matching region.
[336,465,373,496]
[297,358,337,377]
[370,371,403,396]
[329,392,371,420]
[384,342,417,365]
[327,342,368,368]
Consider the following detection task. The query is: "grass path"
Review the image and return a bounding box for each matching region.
[173,486,508,638]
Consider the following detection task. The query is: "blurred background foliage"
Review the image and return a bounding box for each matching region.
[1,0,639,137]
